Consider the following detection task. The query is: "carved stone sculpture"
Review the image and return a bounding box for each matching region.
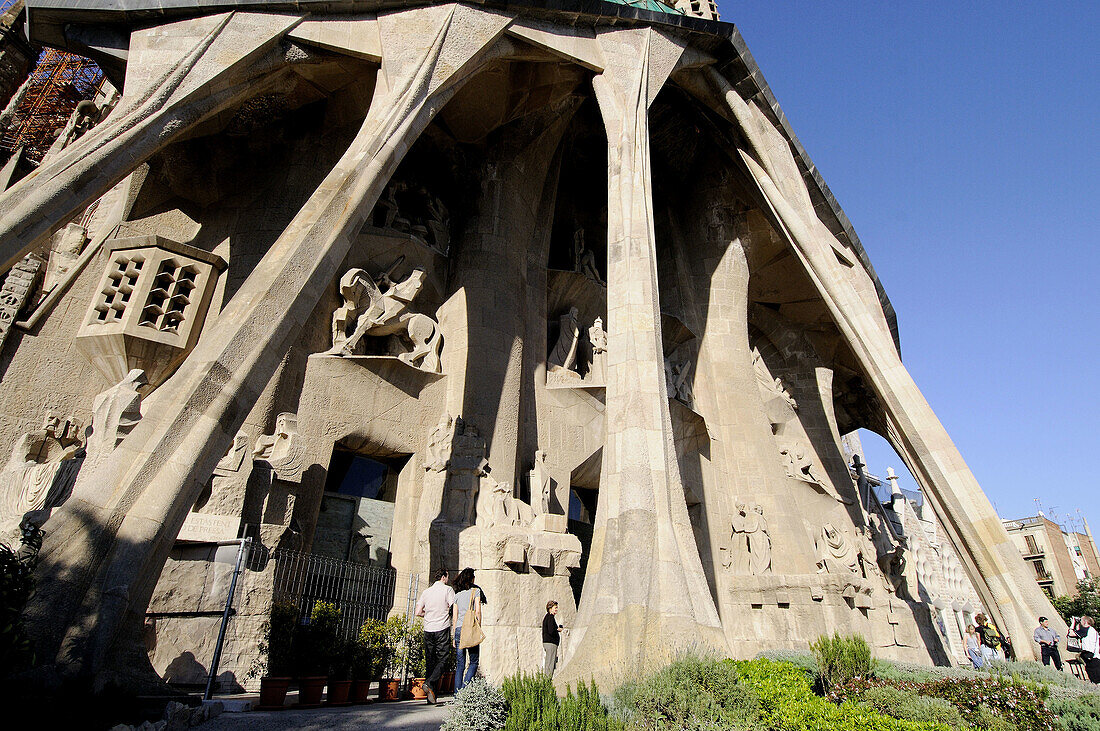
[253,412,306,483]
[728,502,772,575]
[0,255,41,354]
[573,228,605,287]
[479,477,534,529]
[86,369,146,464]
[328,262,443,373]
[425,191,451,255]
[548,306,581,374]
[666,353,694,405]
[442,417,489,525]
[425,414,456,473]
[587,317,607,382]
[0,413,84,544]
[529,449,552,514]
[816,522,860,575]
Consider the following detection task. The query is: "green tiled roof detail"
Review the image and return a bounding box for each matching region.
[605,0,685,16]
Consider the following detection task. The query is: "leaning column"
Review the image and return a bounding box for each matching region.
[557,28,726,687]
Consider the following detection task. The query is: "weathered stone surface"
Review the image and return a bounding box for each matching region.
[1,0,1054,694]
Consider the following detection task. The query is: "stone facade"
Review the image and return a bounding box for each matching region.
[0,0,1062,691]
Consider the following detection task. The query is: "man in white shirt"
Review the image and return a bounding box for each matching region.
[415,567,455,703]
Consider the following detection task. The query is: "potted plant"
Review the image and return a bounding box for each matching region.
[294,600,341,707]
[404,617,427,700]
[250,601,298,710]
[351,618,384,703]
[325,636,354,705]
[377,614,407,701]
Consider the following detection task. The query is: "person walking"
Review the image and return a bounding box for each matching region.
[451,567,483,693]
[974,613,1001,662]
[965,624,985,669]
[1080,616,1100,683]
[1033,616,1063,670]
[414,567,455,704]
[542,600,562,676]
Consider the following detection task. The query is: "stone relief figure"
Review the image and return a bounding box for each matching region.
[441,417,489,525]
[548,306,581,375]
[587,317,607,381]
[857,523,895,593]
[0,413,84,545]
[424,190,451,255]
[86,369,146,464]
[479,478,535,529]
[327,259,443,373]
[529,450,552,514]
[425,414,456,473]
[194,430,253,516]
[728,502,772,575]
[816,522,860,575]
[868,511,910,595]
[42,97,115,162]
[573,229,604,287]
[752,350,797,410]
[253,413,306,483]
[665,353,694,406]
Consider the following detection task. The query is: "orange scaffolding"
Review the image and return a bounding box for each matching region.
[0,48,104,164]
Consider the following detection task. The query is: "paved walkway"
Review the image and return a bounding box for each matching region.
[205,700,450,731]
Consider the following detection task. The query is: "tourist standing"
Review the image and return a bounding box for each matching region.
[414,567,455,704]
[965,625,984,669]
[974,614,1001,661]
[542,600,562,676]
[1080,616,1100,683]
[1033,616,1063,670]
[451,568,483,693]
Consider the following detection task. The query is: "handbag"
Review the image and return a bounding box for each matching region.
[458,589,485,649]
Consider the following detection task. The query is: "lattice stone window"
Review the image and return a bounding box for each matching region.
[77,236,227,387]
[93,253,144,323]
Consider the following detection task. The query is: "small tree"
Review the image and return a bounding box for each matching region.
[1053,578,1100,624]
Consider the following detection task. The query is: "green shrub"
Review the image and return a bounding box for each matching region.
[754,649,819,681]
[611,656,758,730]
[856,684,969,730]
[442,678,508,731]
[873,658,979,684]
[500,671,622,731]
[987,659,1093,691]
[917,675,1055,731]
[355,618,387,681]
[1051,694,1100,731]
[735,659,949,731]
[811,632,873,692]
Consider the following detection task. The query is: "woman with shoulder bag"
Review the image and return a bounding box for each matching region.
[1080,616,1100,683]
[451,568,486,692]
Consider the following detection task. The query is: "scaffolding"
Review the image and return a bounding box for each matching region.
[0,48,104,165]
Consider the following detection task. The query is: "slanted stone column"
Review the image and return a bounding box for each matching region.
[679,66,1057,660]
[557,28,725,687]
[0,12,302,273]
[26,4,516,688]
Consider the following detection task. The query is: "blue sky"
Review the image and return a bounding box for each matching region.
[718,2,1099,533]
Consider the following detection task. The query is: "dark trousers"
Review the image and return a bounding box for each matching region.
[424,628,451,692]
[1040,645,1063,670]
[1086,657,1100,684]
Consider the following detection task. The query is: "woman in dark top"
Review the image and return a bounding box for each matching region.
[542,599,562,676]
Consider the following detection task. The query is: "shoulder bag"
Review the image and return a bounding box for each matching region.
[459,589,485,649]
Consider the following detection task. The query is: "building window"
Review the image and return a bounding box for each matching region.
[139,259,198,333]
[93,254,143,323]
[1025,535,1039,554]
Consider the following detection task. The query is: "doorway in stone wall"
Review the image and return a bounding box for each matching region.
[566,447,601,605]
[315,449,410,569]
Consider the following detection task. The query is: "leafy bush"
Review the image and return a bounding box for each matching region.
[292,600,341,676]
[0,521,43,675]
[248,600,299,679]
[811,632,873,692]
[754,648,819,681]
[873,658,979,684]
[855,684,969,730]
[1053,579,1100,625]
[611,656,758,731]
[1051,694,1100,731]
[987,658,1093,692]
[836,673,1057,731]
[501,671,622,731]
[734,659,948,731]
[442,678,508,731]
[355,618,387,681]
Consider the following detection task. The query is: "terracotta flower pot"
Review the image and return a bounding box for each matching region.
[298,676,327,707]
[258,676,291,710]
[409,677,427,700]
[439,672,456,695]
[351,678,374,704]
[327,678,352,705]
[378,678,400,701]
